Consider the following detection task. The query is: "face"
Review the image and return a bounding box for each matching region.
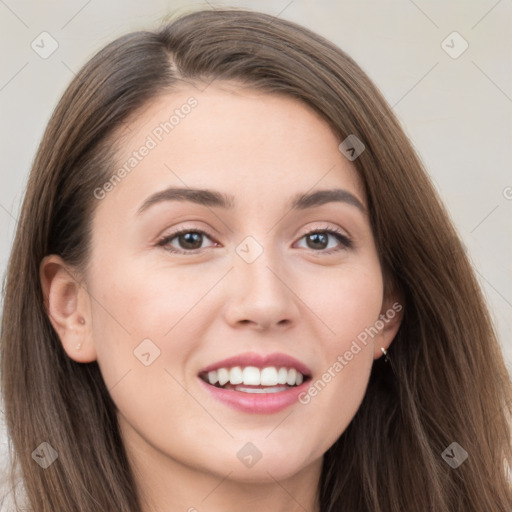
[54,83,400,486]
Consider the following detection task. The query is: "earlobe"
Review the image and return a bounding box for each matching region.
[40,255,97,363]
[373,298,404,360]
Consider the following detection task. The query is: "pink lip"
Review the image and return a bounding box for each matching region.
[198,351,312,414]
[199,351,312,376]
[198,377,310,414]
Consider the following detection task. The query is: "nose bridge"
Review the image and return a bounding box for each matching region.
[224,234,298,328]
[238,252,281,295]
[236,235,286,298]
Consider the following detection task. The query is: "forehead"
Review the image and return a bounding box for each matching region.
[98,83,365,214]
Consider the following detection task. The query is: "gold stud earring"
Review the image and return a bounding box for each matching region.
[75,342,82,350]
[381,347,389,362]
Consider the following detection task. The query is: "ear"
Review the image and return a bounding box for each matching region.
[372,294,404,360]
[40,255,97,363]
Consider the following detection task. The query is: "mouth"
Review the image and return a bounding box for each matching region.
[197,352,312,413]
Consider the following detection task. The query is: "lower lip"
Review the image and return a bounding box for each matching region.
[198,377,310,414]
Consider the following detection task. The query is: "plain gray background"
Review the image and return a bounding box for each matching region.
[0,0,511,476]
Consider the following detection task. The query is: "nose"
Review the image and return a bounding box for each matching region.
[223,247,300,331]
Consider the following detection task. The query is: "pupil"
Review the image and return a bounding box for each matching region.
[308,233,327,249]
[180,232,202,249]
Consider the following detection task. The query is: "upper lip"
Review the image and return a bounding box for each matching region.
[199,352,312,377]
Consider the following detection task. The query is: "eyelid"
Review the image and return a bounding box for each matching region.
[296,225,353,252]
[156,226,219,253]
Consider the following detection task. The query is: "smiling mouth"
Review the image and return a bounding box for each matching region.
[199,366,310,394]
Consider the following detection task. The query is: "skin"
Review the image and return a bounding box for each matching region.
[41,82,402,512]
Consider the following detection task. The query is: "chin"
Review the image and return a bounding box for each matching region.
[205,444,318,483]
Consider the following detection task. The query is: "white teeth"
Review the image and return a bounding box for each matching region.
[217,368,230,387]
[229,366,243,385]
[260,367,278,386]
[242,366,260,385]
[236,386,289,394]
[277,367,288,385]
[286,368,297,386]
[203,366,306,387]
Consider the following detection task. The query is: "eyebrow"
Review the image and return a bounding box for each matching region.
[136,187,367,215]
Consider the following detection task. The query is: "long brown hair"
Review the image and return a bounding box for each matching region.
[1,7,511,511]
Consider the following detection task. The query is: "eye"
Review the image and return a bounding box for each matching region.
[157,228,218,253]
[295,226,353,253]
[157,225,353,255]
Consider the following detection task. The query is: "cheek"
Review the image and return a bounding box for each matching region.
[300,261,384,348]
[90,251,216,331]
[87,257,208,388]
[292,263,383,449]
[86,258,208,438]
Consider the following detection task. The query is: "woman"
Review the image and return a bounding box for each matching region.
[1,7,511,512]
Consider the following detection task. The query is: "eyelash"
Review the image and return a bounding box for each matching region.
[156,225,353,255]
